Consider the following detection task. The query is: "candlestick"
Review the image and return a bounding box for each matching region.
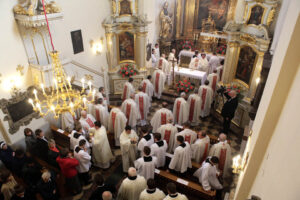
[41,84,45,94]
[67,76,72,88]
[83,97,87,108]
[81,78,85,90]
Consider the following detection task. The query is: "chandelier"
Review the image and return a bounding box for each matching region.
[28,0,94,118]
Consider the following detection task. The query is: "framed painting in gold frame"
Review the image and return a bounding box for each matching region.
[117,31,135,64]
[118,0,133,16]
[247,5,265,25]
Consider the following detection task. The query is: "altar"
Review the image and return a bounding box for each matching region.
[174,67,207,85]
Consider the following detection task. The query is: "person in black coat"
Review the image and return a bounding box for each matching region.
[221,90,238,134]
[10,184,34,200]
[0,141,14,170]
[34,129,49,160]
[24,128,36,155]
[12,148,27,177]
[89,173,116,200]
[37,170,58,200]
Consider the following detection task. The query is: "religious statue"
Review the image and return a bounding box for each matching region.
[159,1,173,40]
[13,0,61,16]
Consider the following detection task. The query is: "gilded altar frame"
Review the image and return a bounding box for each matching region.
[112,0,138,17]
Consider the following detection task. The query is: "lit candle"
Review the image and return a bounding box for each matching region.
[81,78,85,90]
[40,84,45,94]
[33,89,38,100]
[67,76,71,88]
[53,78,58,90]
[83,97,87,107]
[88,81,92,92]
[36,103,42,113]
[51,105,56,116]
[70,102,74,114]
[92,89,96,101]
[28,98,35,108]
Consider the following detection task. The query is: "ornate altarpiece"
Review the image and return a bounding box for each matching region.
[103,0,150,94]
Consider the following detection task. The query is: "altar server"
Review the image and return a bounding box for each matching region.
[150,133,168,168]
[187,89,202,125]
[108,105,127,146]
[157,54,170,74]
[79,110,96,134]
[122,77,135,101]
[176,122,197,145]
[152,65,166,99]
[120,126,139,173]
[207,69,219,96]
[193,156,223,191]
[70,128,89,152]
[199,53,209,72]
[135,86,150,126]
[96,86,108,109]
[208,52,220,74]
[140,75,154,100]
[192,131,210,164]
[93,98,109,129]
[169,135,192,173]
[198,80,214,118]
[173,92,188,125]
[209,133,232,178]
[154,43,160,62]
[121,94,140,128]
[74,139,91,187]
[217,59,224,82]
[150,102,174,132]
[137,126,154,153]
[139,179,166,200]
[164,183,188,200]
[92,121,115,169]
[189,55,201,70]
[156,118,178,153]
[61,111,75,131]
[117,167,147,200]
[135,146,157,180]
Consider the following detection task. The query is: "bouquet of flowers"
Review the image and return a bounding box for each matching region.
[118,63,138,78]
[176,80,195,93]
[216,44,227,55]
[225,83,245,100]
[179,40,194,50]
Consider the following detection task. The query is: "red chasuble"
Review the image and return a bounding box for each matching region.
[176,101,181,123]
[200,143,209,164]
[142,82,147,93]
[86,118,95,128]
[218,147,227,171]
[212,75,217,92]
[201,88,207,110]
[96,109,101,122]
[161,113,167,125]
[123,85,128,101]
[112,112,117,129]
[185,135,191,144]
[139,96,144,120]
[155,72,160,93]
[125,103,131,125]
[164,130,171,144]
[188,98,196,121]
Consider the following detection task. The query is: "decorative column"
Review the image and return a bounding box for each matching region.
[136,32,147,70]
[222,41,240,84]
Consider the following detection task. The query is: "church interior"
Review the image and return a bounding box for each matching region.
[0,0,299,200]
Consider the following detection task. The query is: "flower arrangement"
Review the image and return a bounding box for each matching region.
[118,63,138,78]
[176,80,195,93]
[216,44,227,55]
[225,83,245,100]
[179,40,194,50]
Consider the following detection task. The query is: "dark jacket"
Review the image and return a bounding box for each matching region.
[35,138,48,160]
[37,173,58,200]
[25,135,36,153]
[89,183,116,200]
[0,146,14,170]
[221,93,238,119]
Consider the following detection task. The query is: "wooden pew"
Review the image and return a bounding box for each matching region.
[51,126,71,149]
[155,169,216,200]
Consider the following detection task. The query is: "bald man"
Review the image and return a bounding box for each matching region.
[221,90,238,134]
[117,167,147,200]
[102,191,113,200]
[79,110,96,134]
[209,133,232,178]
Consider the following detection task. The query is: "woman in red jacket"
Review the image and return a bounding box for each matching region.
[56,148,82,195]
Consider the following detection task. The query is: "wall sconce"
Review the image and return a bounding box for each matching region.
[232,154,242,174]
[90,37,104,55]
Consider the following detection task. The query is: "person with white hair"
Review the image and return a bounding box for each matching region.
[198,80,214,118]
[122,77,135,101]
[92,98,109,129]
[102,191,113,200]
[139,179,166,200]
[173,92,188,125]
[134,146,157,180]
[152,64,166,99]
[209,133,232,178]
[121,94,140,128]
[191,130,210,164]
[117,167,147,200]
[135,86,150,126]
[151,102,174,133]
[187,89,202,125]
[140,75,154,101]
[156,118,178,153]
[108,103,127,146]
[37,170,58,200]
[79,110,96,134]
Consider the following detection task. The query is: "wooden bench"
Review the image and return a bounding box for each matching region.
[51,126,71,149]
[155,169,216,200]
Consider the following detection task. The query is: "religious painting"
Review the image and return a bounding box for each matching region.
[118,32,134,62]
[196,0,230,31]
[247,5,264,25]
[119,0,132,16]
[71,30,84,54]
[235,46,257,86]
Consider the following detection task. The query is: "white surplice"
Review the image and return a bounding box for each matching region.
[150,108,174,133]
[95,91,108,109]
[92,126,114,169]
[150,140,168,168]
[173,97,188,125]
[108,108,127,146]
[117,175,147,200]
[209,141,232,178]
[151,54,157,68]
[120,130,139,172]
[189,57,200,70]
[69,132,91,152]
[135,91,150,126]
[122,81,135,101]
[193,161,223,191]
[93,104,109,128]
[152,69,166,99]
[169,142,192,173]
[207,72,219,96]
[74,146,91,173]
[134,156,157,180]
[79,114,96,134]
[163,193,188,200]
[61,112,75,131]
[157,123,178,153]
[140,188,166,200]
[191,136,210,164]
[121,99,140,128]
[208,55,220,74]
[137,134,154,152]
[199,57,209,72]
[187,94,202,124]
[198,85,214,118]
[140,79,154,100]
[154,47,160,62]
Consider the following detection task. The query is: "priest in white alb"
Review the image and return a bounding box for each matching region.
[189,55,200,70]
[120,126,139,173]
[92,121,115,169]
[150,102,174,133]
[150,133,168,168]
[207,69,219,96]
[121,94,140,128]
[152,65,166,99]
[187,89,202,125]
[108,104,127,146]
[135,86,150,126]
[156,118,178,153]
[134,146,157,180]
[117,167,147,200]
[217,59,224,82]
[199,53,209,72]
[137,126,154,153]
[79,110,96,134]
[168,135,192,174]
[209,133,232,178]
[140,75,154,101]
[93,98,109,129]
[122,77,135,101]
[173,93,188,125]
[61,111,75,132]
[208,52,220,74]
[139,179,166,200]
[96,86,108,110]
[157,54,169,74]
[198,80,214,118]
[192,130,210,164]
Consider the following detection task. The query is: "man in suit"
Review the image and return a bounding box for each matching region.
[35,129,49,160]
[221,90,238,134]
